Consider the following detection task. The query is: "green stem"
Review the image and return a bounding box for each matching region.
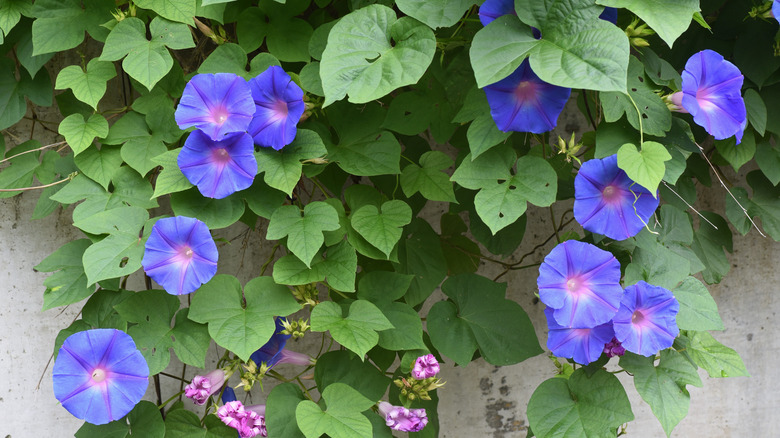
[626,92,644,146]
[158,390,186,410]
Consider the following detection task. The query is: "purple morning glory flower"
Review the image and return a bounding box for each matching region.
[603,337,626,357]
[484,60,571,134]
[673,50,746,143]
[412,354,440,380]
[599,7,618,24]
[175,73,255,141]
[184,369,227,405]
[537,240,623,328]
[544,307,615,365]
[574,154,660,241]
[774,1,780,24]
[250,318,313,369]
[613,281,680,357]
[178,130,257,199]
[142,216,218,296]
[377,402,428,432]
[247,66,305,150]
[218,397,267,438]
[478,0,516,26]
[52,329,149,425]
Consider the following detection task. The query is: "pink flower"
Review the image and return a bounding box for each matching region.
[412,354,440,379]
[603,337,626,357]
[377,401,428,432]
[184,369,227,405]
[217,400,267,438]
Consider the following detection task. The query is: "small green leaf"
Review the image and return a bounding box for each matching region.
[715,130,756,172]
[59,113,109,156]
[267,202,341,267]
[427,300,478,366]
[295,383,374,438]
[320,4,436,106]
[266,18,312,62]
[690,212,731,284]
[100,17,174,90]
[617,141,672,195]
[311,300,394,358]
[82,233,145,286]
[451,145,515,190]
[151,148,193,198]
[350,200,412,257]
[256,129,328,195]
[393,219,447,306]
[170,188,245,229]
[55,59,116,110]
[31,0,113,55]
[328,131,401,176]
[272,241,359,292]
[164,408,236,437]
[188,275,301,361]
[755,139,780,186]
[314,350,391,401]
[673,277,724,331]
[36,239,94,311]
[528,369,634,438]
[745,170,780,241]
[596,0,700,47]
[134,0,195,24]
[395,0,473,29]
[469,15,537,89]
[466,113,512,160]
[744,89,767,136]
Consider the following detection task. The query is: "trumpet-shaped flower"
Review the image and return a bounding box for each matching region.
[53,329,149,425]
[484,60,571,134]
[218,399,267,438]
[537,240,623,328]
[574,154,659,240]
[377,402,428,432]
[412,354,440,380]
[178,130,257,199]
[478,0,516,26]
[247,66,305,150]
[775,1,780,24]
[175,73,255,141]
[250,318,313,369]
[613,281,680,357]
[674,50,746,143]
[142,216,218,295]
[544,308,615,365]
[184,369,227,405]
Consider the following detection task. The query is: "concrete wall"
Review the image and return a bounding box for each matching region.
[0,76,773,437]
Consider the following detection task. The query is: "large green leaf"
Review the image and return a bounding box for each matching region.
[74,145,123,190]
[596,0,700,47]
[601,56,671,136]
[527,369,634,438]
[31,0,113,55]
[82,230,146,286]
[471,2,629,92]
[396,0,473,29]
[474,155,557,234]
[673,277,724,331]
[715,130,756,173]
[272,240,358,292]
[356,272,425,351]
[295,383,374,438]
[690,212,731,284]
[266,383,307,438]
[320,4,436,106]
[0,0,31,37]
[328,131,401,176]
[429,274,542,366]
[314,350,392,401]
[400,151,456,202]
[134,0,196,24]
[310,300,394,358]
[620,351,702,437]
[393,219,448,306]
[684,331,749,378]
[55,59,116,110]
[350,200,412,258]
[115,290,210,374]
[151,148,193,198]
[164,408,236,438]
[466,113,512,160]
[75,401,165,438]
[745,170,780,241]
[451,145,515,190]
[35,239,94,311]
[617,141,671,195]
[267,202,341,267]
[189,275,300,361]
[170,188,245,230]
[255,129,328,195]
[58,113,109,155]
[0,141,42,197]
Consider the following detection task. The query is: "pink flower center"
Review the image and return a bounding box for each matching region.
[212,148,231,165]
[212,107,229,125]
[271,99,289,121]
[566,278,583,294]
[631,310,645,325]
[177,245,194,264]
[602,185,621,203]
[91,368,107,383]
[514,80,538,101]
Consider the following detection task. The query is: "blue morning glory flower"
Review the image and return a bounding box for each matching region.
[53,329,149,425]
[544,307,616,365]
[774,1,780,25]
[247,66,305,151]
[483,60,571,134]
[178,130,257,199]
[142,216,218,295]
[612,281,680,357]
[175,73,255,141]
[574,154,659,241]
[676,50,746,143]
[250,318,313,368]
[599,7,618,24]
[537,240,623,328]
[478,0,516,26]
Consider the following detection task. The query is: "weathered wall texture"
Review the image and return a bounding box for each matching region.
[0,72,772,437]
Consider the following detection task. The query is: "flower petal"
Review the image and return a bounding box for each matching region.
[545,307,615,365]
[613,281,680,356]
[247,66,305,150]
[175,73,255,141]
[178,130,257,199]
[478,0,516,26]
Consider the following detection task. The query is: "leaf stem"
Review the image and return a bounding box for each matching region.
[0,141,66,165]
[0,173,75,192]
[626,92,644,146]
